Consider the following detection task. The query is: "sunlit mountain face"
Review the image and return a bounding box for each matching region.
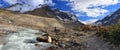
[0,0,120,24]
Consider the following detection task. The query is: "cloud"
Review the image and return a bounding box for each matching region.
[61,0,120,17]
[79,19,98,24]
[3,0,55,13]
[3,0,18,5]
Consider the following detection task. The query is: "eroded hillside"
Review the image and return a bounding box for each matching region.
[0,9,64,30]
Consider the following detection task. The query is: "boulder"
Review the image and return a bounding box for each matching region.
[36,35,52,43]
[36,36,48,42]
[48,36,52,43]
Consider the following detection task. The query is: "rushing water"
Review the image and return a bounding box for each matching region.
[0,29,53,50]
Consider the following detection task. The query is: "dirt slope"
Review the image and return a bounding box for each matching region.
[0,9,64,29]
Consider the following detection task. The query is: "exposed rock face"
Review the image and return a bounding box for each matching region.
[53,8,78,21]
[95,9,120,26]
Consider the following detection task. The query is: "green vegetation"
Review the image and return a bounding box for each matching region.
[96,21,120,45]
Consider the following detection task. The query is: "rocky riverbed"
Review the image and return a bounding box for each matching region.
[0,26,120,50]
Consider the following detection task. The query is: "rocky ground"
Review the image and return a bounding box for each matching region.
[35,28,120,50]
[0,25,120,50]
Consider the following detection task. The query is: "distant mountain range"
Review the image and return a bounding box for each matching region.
[95,9,120,26]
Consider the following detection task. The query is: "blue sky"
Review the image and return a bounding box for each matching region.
[0,0,10,8]
[0,0,120,24]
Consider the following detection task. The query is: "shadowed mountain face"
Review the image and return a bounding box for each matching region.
[24,5,55,18]
[95,9,120,26]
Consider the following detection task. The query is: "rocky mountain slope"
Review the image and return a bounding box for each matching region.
[7,4,84,29]
[24,5,84,28]
[0,9,64,30]
[95,9,120,26]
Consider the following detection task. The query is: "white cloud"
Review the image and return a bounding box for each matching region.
[61,0,120,17]
[3,0,18,5]
[3,0,55,13]
[79,19,98,24]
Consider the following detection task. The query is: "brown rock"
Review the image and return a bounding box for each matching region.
[36,35,52,43]
[36,36,48,42]
[35,43,41,47]
[48,36,52,43]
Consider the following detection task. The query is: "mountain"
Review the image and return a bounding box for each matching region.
[23,5,84,28]
[95,8,120,26]
[24,5,55,18]
[24,5,78,21]
[0,9,64,29]
[0,5,84,30]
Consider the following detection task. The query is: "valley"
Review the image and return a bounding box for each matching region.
[0,7,120,50]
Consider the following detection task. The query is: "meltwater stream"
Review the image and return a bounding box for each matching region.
[0,29,53,50]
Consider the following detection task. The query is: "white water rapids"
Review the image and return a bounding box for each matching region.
[0,29,53,50]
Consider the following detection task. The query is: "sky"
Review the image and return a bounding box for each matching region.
[0,0,120,24]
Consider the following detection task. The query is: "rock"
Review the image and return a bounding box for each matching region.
[35,43,41,47]
[48,36,52,43]
[52,41,58,45]
[58,41,66,48]
[36,36,48,42]
[55,42,59,45]
[36,35,52,43]
[8,20,13,24]
[58,43,66,48]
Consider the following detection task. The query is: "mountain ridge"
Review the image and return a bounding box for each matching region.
[95,8,120,26]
